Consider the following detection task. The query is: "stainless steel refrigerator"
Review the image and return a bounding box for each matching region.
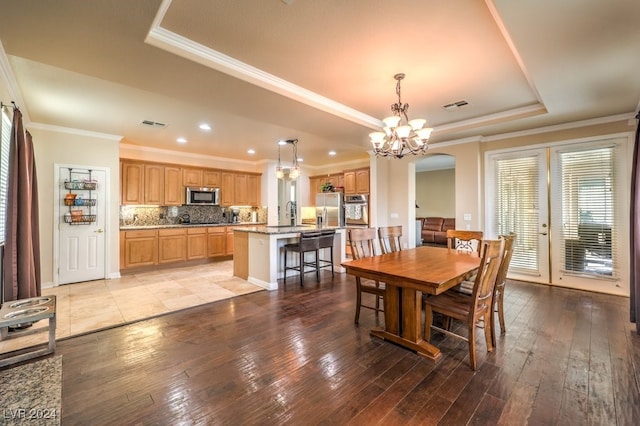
[315,192,344,227]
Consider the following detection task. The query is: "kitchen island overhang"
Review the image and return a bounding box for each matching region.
[233,225,347,290]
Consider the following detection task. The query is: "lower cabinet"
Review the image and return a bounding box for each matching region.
[121,226,237,271]
[158,229,187,264]
[122,229,158,269]
[207,227,226,258]
[187,228,207,260]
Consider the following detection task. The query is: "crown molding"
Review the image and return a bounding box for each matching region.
[0,41,30,122]
[481,112,636,142]
[120,143,257,167]
[28,122,122,141]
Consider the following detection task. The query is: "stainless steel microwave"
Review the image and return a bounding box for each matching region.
[185,187,219,205]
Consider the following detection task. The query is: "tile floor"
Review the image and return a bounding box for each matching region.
[0,260,263,354]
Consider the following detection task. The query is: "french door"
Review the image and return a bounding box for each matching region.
[485,137,630,296]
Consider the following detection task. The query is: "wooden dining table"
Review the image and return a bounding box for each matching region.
[341,245,481,361]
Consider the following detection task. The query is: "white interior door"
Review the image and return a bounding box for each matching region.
[58,167,106,284]
[486,138,630,295]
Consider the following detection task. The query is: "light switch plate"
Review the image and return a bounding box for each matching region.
[463,213,471,221]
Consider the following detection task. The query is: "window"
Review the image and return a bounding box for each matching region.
[0,107,11,244]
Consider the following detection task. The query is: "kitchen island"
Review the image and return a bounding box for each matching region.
[233,225,347,290]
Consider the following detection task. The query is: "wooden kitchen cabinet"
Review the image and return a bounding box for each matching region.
[122,229,157,268]
[226,228,235,255]
[344,171,356,194]
[187,227,207,260]
[144,164,164,204]
[207,227,226,257]
[234,173,249,205]
[220,172,235,205]
[203,170,221,187]
[158,228,187,264]
[344,168,370,194]
[164,166,183,205]
[247,174,260,206]
[121,161,144,204]
[182,168,202,187]
[356,168,370,194]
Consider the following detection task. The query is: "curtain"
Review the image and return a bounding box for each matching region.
[2,108,41,301]
[631,112,640,334]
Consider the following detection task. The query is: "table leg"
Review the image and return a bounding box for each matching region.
[371,283,442,362]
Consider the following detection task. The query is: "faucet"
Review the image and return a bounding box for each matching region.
[286,201,297,226]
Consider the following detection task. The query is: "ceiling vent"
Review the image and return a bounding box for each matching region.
[140,120,167,128]
[442,100,469,111]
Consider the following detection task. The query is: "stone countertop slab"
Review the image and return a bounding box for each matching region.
[120,222,265,230]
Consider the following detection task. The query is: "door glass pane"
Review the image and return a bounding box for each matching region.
[558,147,615,277]
[494,156,540,275]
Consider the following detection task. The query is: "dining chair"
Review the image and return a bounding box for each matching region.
[446,229,484,256]
[378,225,403,254]
[491,232,516,346]
[283,231,322,286]
[423,238,504,370]
[348,227,385,324]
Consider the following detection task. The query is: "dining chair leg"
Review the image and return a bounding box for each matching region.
[497,289,506,334]
[354,278,363,324]
[468,322,477,371]
[484,311,494,353]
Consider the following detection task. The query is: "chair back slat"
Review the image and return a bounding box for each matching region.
[348,228,377,259]
[378,226,403,254]
[470,239,504,315]
[446,229,484,256]
[495,233,516,289]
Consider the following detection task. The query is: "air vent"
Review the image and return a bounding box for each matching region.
[442,100,469,111]
[140,120,167,128]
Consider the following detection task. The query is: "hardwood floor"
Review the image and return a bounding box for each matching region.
[52,273,640,425]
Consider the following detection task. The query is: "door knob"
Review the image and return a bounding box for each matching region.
[94,229,104,233]
[539,232,548,236]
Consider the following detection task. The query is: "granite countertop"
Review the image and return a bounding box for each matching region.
[233,225,343,235]
[120,222,264,230]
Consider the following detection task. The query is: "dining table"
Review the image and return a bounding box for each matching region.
[341,245,481,361]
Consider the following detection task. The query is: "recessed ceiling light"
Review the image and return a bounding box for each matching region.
[176,137,187,144]
[247,149,255,154]
[328,150,336,156]
[199,123,212,131]
[278,140,287,145]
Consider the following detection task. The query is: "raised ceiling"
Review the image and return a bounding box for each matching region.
[0,0,638,168]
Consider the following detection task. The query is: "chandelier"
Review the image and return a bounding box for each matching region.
[275,139,300,180]
[369,73,433,159]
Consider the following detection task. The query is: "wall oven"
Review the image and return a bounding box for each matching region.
[344,194,368,226]
[185,187,219,205]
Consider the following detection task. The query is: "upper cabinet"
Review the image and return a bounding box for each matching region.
[203,170,220,187]
[356,168,370,194]
[121,161,144,204]
[164,166,183,205]
[120,160,261,207]
[182,168,202,187]
[344,168,370,194]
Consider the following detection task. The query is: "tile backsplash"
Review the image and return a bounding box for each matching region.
[120,205,266,227]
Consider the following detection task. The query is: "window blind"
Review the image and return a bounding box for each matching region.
[0,108,11,244]
[558,146,615,277]
[494,155,540,275]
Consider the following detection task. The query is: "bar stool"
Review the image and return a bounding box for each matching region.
[283,231,322,286]
[317,229,336,277]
